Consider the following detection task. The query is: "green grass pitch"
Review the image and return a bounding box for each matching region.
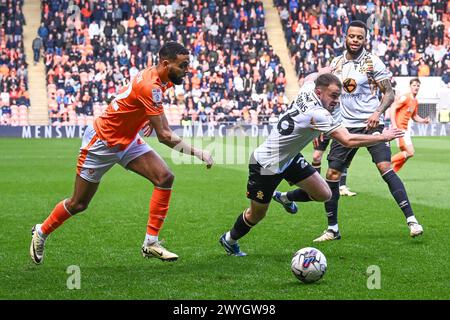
[0,136,449,299]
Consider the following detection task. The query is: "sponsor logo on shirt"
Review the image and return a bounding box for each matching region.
[343,78,357,93]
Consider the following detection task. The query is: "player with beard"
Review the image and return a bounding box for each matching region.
[313,21,424,242]
[30,42,214,264]
[219,73,404,256]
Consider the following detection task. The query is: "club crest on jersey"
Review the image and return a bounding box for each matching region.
[256,191,264,200]
[343,78,357,93]
[152,88,163,104]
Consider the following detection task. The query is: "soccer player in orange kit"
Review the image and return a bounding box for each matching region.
[30,42,213,264]
[391,78,430,172]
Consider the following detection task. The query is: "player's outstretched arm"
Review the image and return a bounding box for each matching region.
[413,113,431,124]
[148,114,214,168]
[329,126,404,148]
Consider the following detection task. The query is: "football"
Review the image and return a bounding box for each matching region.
[291,247,327,283]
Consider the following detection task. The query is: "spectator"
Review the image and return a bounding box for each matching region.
[0,0,29,125]
[37,0,288,126]
[418,58,430,76]
[275,0,449,82]
[32,36,43,65]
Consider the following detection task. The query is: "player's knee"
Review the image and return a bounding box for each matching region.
[376,162,391,174]
[312,154,322,164]
[321,189,333,202]
[153,171,174,188]
[247,208,266,223]
[247,204,269,224]
[326,168,341,181]
[311,187,332,202]
[406,151,414,158]
[66,199,88,214]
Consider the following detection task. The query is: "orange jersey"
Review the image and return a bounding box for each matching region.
[394,93,418,130]
[94,67,173,149]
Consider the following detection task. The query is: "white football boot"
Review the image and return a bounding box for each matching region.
[30,224,46,264]
[339,185,357,196]
[142,241,178,261]
[313,229,342,242]
[408,222,423,238]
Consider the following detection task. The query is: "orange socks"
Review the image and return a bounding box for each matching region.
[40,200,73,235]
[147,188,172,236]
[40,189,172,238]
[391,152,407,173]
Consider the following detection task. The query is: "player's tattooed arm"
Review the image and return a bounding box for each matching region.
[365,79,395,130]
[376,79,395,114]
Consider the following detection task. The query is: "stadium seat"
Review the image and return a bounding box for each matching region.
[19,105,28,114]
[10,105,18,115]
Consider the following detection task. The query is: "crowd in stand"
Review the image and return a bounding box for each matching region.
[0,0,30,126]
[36,0,288,126]
[275,0,450,85]
[1,0,448,127]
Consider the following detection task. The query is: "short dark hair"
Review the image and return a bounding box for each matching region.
[315,73,342,90]
[347,20,368,35]
[159,42,189,61]
[410,78,421,85]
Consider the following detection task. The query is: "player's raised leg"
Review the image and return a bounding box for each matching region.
[126,150,178,261]
[290,171,332,202]
[30,175,100,264]
[391,138,415,173]
[273,171,331,214]
[272,145,327,214]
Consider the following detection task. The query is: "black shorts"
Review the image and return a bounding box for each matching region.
[313,135,331,151]
[327,126,391,172]
[247,153,317,204]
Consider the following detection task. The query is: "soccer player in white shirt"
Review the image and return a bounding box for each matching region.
[219,73,404,256]
[313,21,424,243]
